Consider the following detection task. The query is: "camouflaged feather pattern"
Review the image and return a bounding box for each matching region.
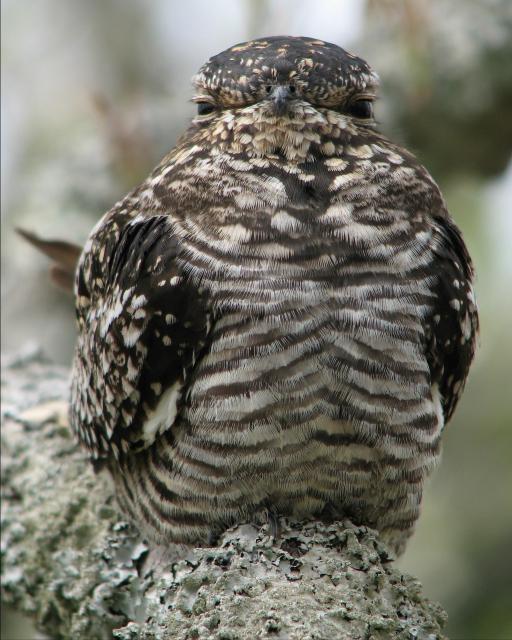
[70,37,478,555]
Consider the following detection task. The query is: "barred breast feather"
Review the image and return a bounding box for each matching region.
[70,36,478,556]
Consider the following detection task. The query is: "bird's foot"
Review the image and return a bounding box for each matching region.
[251,505,282,540]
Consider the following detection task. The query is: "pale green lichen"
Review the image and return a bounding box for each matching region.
[1,353,447,639]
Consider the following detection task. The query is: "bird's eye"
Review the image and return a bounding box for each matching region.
[197,102,216,116]
[348,99,374,119]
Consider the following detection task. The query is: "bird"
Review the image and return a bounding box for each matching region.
[62,36,478,557]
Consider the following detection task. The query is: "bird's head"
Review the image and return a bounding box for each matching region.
[191,36,379,162]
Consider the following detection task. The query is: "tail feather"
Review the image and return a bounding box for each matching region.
[16,228,82,292]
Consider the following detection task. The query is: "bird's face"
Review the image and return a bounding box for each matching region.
[192,36,379,161]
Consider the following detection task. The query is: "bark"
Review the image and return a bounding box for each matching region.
[1,350,447,640]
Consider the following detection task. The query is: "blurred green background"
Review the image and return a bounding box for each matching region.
[2,1,511,638]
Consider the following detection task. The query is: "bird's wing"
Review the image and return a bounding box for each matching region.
[424,214,479,424]
[70,214,212,459]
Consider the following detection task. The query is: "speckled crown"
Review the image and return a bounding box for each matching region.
[194,36,379,107]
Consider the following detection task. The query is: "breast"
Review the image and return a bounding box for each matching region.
[173,187,443,469]
[183,277,438,459]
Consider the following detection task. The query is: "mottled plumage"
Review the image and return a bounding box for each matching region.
[70,36,478,555]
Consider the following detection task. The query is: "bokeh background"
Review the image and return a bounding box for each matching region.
[2,1,511,638]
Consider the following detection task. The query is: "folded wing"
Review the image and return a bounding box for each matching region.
[70,215,212,459]
[425,215,479,424]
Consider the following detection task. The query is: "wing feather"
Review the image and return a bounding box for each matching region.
[70,215,212,458]
[425,214,479,423]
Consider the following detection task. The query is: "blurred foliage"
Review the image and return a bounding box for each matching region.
[365,0,512,180]
[2,1,511,639]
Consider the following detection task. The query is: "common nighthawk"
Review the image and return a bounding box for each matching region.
[63,36,478,555]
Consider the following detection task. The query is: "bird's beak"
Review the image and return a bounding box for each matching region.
[269,85,294,116]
